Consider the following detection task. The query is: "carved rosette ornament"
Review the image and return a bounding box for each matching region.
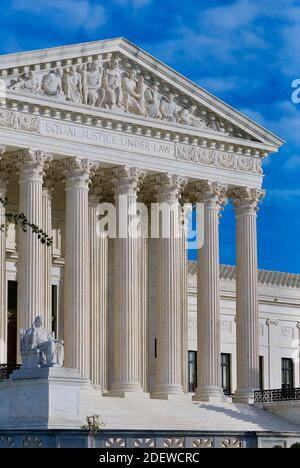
[175,144,263,175]
[266,319,279,327]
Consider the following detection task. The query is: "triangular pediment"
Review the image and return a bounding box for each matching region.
[0,38,283,149]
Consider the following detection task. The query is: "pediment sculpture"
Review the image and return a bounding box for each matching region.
[6,56,229,134]
[20,316,64,369]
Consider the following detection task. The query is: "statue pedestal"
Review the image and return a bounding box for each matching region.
[0,367,98,429]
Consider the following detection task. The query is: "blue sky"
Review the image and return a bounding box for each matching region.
[1,0,300,273]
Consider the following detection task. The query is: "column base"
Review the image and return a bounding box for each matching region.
[193,386,226,403]
[109,382,145,398]
[151,384,186,400]
[232,389,255,405]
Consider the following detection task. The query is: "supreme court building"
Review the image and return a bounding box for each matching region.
[0,39,300,445]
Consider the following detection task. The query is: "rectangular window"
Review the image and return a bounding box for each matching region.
[188,351,197,393]
[282,358,294,389]
[221,353,231,396]
[259,356,264,391]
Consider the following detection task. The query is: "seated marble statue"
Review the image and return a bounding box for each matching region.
[20,316,64,369]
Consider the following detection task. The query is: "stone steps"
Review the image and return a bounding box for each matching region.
[81,394,300,433]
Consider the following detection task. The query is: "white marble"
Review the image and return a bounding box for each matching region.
[17,149,52,350]
[231,188,265,404]
[152,174,186,399]
[0,172,7,363]
[110,167,145,396]
[64,158,91,379]
[193,181,226,402]
[0,39,294,430]
[0,367,94,429]
[42,184,53,332]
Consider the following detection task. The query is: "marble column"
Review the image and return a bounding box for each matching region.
[180,205,190,394]
[152,173,186,399]
[193,181,226,402]
[42,183,53,332]
[17,150,51,335]
[64,158,91,380]
[0,174,7,363]
[231,187,265,404]
[140,235,149,392]
[110,166,145,396]
[89,193,108,391]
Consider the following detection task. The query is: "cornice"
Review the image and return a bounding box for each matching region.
[1,92,276,154]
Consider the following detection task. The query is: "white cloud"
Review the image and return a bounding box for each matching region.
[200,0,260,32]
[284,156,300,170]
[112,0,151,7]
[267,189,300,202]
[12,0,107,31]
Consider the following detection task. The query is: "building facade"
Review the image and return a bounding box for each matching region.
[0,38,290,407]
[187,262,300,396]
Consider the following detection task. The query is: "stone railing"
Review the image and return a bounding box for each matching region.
[254,387,300,404]
[0,364,21,380]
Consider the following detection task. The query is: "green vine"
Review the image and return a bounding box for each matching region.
[0,197,53,247]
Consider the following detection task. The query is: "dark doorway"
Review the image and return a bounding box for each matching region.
[7,281,17,365]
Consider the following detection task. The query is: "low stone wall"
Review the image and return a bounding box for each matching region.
[0,430,299,448]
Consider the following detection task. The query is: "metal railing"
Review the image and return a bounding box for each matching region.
[254,387,300,404]
[0,364,21,380]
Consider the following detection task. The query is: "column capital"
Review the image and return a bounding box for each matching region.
[64,158,96,189]
[189,180,227,209]
[17,149,53,181]
[112,166,146,196]
[155,173,187,203]
[229,186,265,215]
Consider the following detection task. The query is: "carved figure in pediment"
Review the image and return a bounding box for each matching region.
[105,58,124,109]
[179,105,207,129]
[8,71,40,94]
[145,85,162,119]
[81,61,105,107]
[160,93,179,122]
[122,69,143,115]
[42,69,63,97]
[62,66,82,104]
[208,114,221,132]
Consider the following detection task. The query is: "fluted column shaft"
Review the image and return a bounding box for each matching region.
[0,178,7,363]
[42,185,53,332]
[110,167,144,396]
[64,159,91,379]
[193,182,226,402]
[232,187,264,403]
[140,235,149,392]
[152,174,186,399]
[89,195,108,391]
[17,150,50,335]
[181,206,189,393]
